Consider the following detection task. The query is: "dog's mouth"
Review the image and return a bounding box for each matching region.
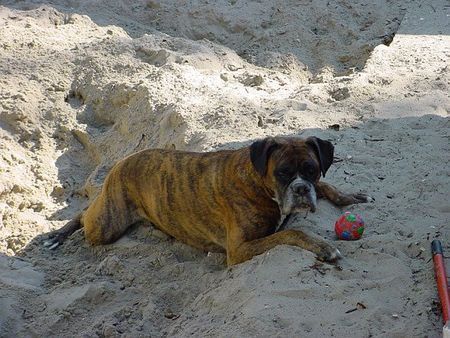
[280,188,317,215]
[292,196,316,213]
[294,202,316,213]
[281,200,316,215]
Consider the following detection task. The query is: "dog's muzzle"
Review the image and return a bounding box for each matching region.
[281,177,317,214]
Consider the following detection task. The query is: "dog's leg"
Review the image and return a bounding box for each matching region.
[315,181,372,206]
[226,229,341,266]
[82,193,143,245]
[43,214,82,249]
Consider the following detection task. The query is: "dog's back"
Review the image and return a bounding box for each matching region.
[83,148,247,251]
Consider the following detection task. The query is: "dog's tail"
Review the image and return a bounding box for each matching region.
[43,213,83,250]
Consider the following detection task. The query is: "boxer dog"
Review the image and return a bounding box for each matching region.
[45,136,370,266]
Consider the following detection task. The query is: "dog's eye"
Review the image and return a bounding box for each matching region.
[302,162,317,178]
[275,169,292,180]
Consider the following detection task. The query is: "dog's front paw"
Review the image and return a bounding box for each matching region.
[351,193,374,204]
[317,245,342,263]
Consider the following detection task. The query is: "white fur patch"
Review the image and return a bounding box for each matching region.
[275,214,288,232]
[43,240,53,247]
[330,248,342,260]
[43,240,60,250]
[48,242,60,250]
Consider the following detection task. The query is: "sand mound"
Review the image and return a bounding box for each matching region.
[0,0,449,336]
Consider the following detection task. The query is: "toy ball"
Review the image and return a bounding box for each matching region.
[335,212,365,240]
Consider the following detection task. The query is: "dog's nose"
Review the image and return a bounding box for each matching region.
[291,181,311,195]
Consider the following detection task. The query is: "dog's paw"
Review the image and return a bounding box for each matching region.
[317,245,342,263]
[351,193,374,204]
[43,232,64,250]
[43,238,60,250]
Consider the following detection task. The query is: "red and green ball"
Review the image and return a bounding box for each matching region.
[335,211,365,240]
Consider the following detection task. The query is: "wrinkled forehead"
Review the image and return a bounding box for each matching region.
[269,140,317,168]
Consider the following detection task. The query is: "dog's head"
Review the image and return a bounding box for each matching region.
[250,136,334,215]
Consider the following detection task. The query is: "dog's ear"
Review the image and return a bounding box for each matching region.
[250,137,279,176]
[306,136,334,177]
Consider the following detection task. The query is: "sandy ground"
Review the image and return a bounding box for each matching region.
[0,0,449,337]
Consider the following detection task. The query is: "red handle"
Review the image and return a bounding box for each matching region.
[432,240,450,323]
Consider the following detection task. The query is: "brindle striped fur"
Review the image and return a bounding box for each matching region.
[46,137,370,266]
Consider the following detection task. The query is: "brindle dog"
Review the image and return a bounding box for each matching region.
[45,136,370,265]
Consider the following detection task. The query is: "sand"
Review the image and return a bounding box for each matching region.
[0,0,449,336]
